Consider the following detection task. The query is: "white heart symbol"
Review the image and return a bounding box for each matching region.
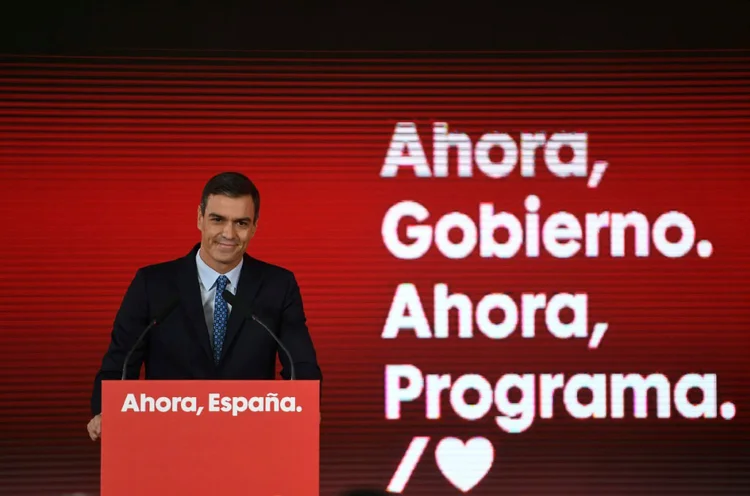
[435,437,494,493]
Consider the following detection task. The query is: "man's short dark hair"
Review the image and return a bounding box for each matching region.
[199,172,260,222]
[339,490,392,496]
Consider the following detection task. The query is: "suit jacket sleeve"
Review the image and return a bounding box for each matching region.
[90,268,150,415]
[278,272,323,388]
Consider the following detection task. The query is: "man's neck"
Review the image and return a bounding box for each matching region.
[198,246,241,274]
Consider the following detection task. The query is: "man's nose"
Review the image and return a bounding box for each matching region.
[222,222,236,239]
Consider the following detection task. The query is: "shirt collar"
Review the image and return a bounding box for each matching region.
[195,249,243,290]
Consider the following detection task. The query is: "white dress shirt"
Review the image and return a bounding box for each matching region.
[195,250,243,346]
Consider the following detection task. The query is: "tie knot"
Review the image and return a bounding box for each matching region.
[216,275,229,292]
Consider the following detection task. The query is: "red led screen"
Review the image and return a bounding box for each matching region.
[0,52,748,495]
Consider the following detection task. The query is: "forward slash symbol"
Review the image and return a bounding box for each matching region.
[386,436,430,493]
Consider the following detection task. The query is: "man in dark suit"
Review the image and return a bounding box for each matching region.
[87,172,322,440]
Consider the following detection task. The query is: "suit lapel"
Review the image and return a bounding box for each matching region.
[219,254,264,363]
[176,244,215,365]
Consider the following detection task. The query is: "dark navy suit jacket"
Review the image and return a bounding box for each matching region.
[90,243,322,415]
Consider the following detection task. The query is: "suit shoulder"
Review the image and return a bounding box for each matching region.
[134,255,184,279]
[247,256,296,281]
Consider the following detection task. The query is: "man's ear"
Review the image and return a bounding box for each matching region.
[196,205,203,230]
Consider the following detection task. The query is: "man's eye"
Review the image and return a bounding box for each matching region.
[237,221,248,227]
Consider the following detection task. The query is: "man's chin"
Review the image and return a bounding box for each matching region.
[211,245,241,261]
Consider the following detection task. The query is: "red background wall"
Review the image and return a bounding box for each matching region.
[0,52,748,494]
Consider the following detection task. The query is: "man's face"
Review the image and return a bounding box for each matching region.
[197,194,257,269]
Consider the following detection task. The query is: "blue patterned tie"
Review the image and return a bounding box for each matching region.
[212,275,229,364]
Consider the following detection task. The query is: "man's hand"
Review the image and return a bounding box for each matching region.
[87,414,102,441]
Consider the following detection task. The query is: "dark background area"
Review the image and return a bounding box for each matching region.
[0,2,748,53]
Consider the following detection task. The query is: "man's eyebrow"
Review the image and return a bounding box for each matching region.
[207,213,252,222]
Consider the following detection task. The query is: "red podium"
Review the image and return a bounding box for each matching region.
[101,379,320,495]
